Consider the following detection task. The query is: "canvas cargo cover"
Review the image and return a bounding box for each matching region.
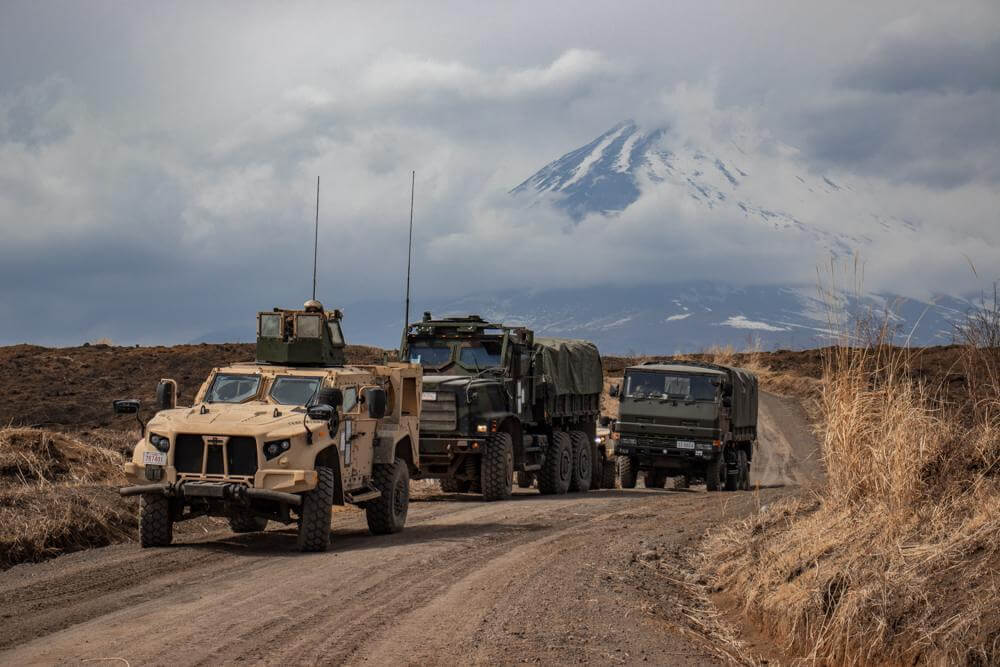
[727,366,758,430]
[533,337,603,396]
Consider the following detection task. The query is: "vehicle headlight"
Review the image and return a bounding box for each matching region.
[264,439,291,461]
[149,434,170,453]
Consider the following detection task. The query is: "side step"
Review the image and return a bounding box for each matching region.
[345,488,381,503]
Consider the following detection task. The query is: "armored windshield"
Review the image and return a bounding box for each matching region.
[206,373,261,403]
[624,371,718,401]
[458,341,502,369]
[270,376,321,405]
[409,342,452,368]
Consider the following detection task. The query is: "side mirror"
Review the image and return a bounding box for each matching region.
[364,387,387,419]
[156,379,177,410]
[113,399,141,415]
[307,404,335,422]
[609,384,620,398]
[599,416,611,427]
[313,387,343,410]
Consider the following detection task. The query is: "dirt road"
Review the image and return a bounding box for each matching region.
[0,393,818,665]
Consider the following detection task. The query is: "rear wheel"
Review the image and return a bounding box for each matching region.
[297,465,335,552]
[737,449,750,490]
[673,474,690,490]
[228,512,268,533]
[568,430,593,492]
[538,431,572,495]
[516,471,535,488]
[647,469,669,488]
[601,458,617,489]
[139,493,173,548]
[366,457,409,534]
[617,456,637,489]
[481,432,514,501]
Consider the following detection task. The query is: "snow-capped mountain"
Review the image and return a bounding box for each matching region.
[511,120,915,257]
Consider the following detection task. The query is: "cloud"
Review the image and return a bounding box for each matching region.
[0,2,997,345]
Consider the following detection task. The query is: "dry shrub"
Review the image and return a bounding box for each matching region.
[700,294,1000,664]
[0,427,134,569]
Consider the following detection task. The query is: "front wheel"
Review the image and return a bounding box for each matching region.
[297,465,335,551]
[706,454,726,492]
[366,457,410,534]
[601,458,617,489]
[617,456,637,489]
[737,449,750,490]
[647,469,668,488]
[481,432,514,501]
[139,493,173,547]
[229,512,268,533]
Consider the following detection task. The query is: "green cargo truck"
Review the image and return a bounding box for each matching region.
[608,361,758,491]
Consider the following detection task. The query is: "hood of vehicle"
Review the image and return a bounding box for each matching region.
[149,403,305,431]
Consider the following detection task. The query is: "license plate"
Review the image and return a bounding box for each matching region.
[421,391,437,401]
[143,451,167,466]
[676,440,695,449]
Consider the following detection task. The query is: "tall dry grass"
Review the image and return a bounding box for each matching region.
[700,284,1000,664]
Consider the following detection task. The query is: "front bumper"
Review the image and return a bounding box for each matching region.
[615,438,719,461]
[124,462,318,494]
[119,480,302,506]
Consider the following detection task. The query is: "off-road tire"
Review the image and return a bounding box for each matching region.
[737,449,750,490]
[139,493,173,548]
[706,454,726,492]
[647,469,669,488]
[601,458,617,489]
[439,477,468,493]
[590,444,604,489]
[297,465,335,552]
[538,431,572,495]
[568,430,592,492]
[516,471,534,488]
[724,450,739,491]
[366,457,409,535]
[617,456,638,489]
[674,474,691,490]
[481,432,514,501]
[228,512,268,533]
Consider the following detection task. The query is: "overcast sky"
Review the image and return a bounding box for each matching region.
[1,1,998,345]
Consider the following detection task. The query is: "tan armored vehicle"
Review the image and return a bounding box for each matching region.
[116,300,421,552]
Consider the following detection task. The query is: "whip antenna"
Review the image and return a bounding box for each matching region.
[402,170,415,352]
[312,175,320,300]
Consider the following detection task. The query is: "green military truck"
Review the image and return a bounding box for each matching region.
[608,361,758,491]
[402,313,608,501]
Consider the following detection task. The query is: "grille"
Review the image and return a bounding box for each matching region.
[174,435,204,474]
[421,392,457,432]
[174,435,258,477]
[227,437,258,476]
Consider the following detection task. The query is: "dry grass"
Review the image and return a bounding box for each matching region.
[0,428,136,569]
[699,290,1000,664]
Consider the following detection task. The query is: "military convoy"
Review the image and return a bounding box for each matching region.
[116,300,759,551]
[401,314,608,500]
[117,300,421,552]
[607,361,758,491]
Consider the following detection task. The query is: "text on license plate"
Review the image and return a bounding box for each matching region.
[143,451,167,466]
[676,440,695,449]
[421,391,437,401]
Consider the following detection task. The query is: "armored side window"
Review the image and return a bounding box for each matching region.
[296,314,323,338]
[327,321,345,345]
[342,386,358,412]
[259,313,282,338]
